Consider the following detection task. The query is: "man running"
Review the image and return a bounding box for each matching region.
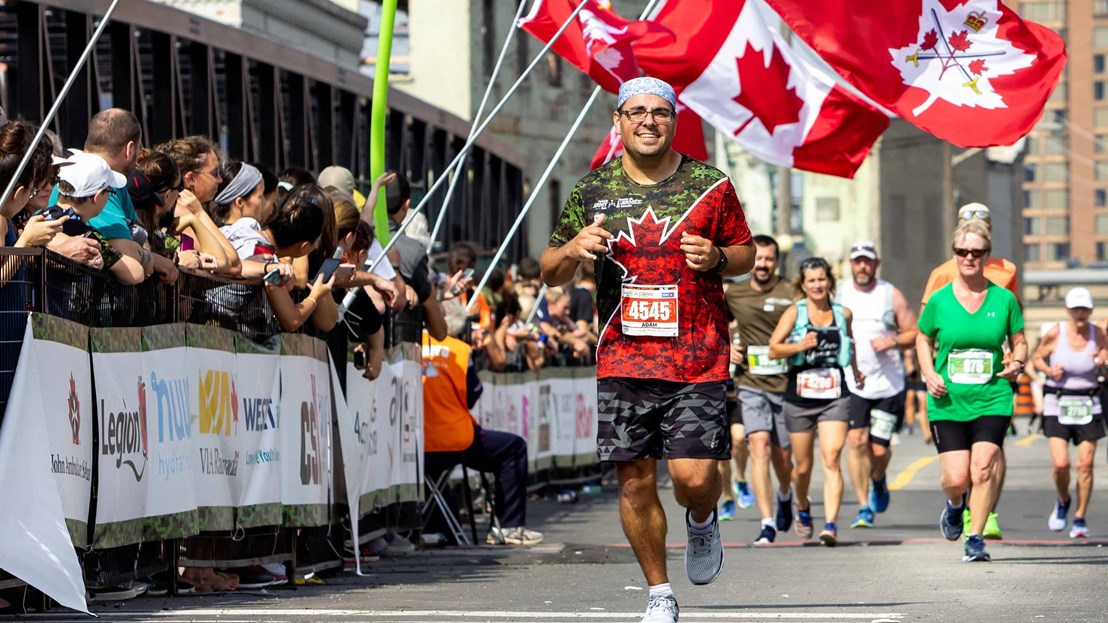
[838,242,917,528]
[1029,287,1108,539]
[724,235,796,543]
[920,203,1018,540]
[540,77,754,623]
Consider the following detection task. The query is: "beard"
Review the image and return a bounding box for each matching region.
[753,268,773,284]
[854,273,874,287]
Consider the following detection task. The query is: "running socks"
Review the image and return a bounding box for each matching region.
[947,498,965,512]
[777,489,792,502]
[688,511,714,531]
[761,517,775,528]
[649,583,673,598]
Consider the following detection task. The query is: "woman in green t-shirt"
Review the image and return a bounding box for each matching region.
[916,221,1027,563]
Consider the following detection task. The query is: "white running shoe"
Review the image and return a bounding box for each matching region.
[1048,500,1069,532]
[1070,520,1090,539]
[640,593,679,623]
[684,508,723,585]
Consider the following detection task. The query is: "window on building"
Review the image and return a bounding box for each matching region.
[1025,243,1042,263]
[1099,242,1108,262]
[482,0,495,79]
[1099,55,1108,74]
[1097,135,1108,154]
[1043,162,1068,182]
[1047,135,1068,155]
[1045,216,1069,235]
[1024,163,1037,182]
[1098,162,1108,181]
[1098,82,1107,101]
[546,54,562,87]
[1023,189,1032,206]
[1050,242,1071,261]
[1045,189,1069,208]
[1049,82,1067,103]
[1096,26,1108,47]
[1097,0,1108,17]
[1097,215,1108,233]
[1053,109,1067,126]
[1025,216,1041,235]
[815,197,840,222]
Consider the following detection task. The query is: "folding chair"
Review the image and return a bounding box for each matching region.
[421,455,478,545]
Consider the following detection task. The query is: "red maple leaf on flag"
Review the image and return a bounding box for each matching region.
[921,29,938,51]
[731,42,805,137]
[968,59,988,75]
[608,208,685,281]
[949,30,971,52]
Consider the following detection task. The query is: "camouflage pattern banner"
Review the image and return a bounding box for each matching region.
[25,314,93,547]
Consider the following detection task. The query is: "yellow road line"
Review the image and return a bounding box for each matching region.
[1016,433,1041,447]
[888,456,939,491]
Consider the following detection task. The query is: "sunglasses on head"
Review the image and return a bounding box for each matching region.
[952,246,989,259]
[960,209,989,221]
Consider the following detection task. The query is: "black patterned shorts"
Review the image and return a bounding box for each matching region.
[596,377,730,462]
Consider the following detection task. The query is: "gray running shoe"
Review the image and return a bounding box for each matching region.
[684,508,723,585]
[640,593,679,623]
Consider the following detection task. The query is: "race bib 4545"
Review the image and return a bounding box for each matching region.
[621,284,678,338]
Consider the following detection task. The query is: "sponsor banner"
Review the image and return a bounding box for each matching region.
[90,327,149,549]
[393,343,423,503]
[141,324,199,541]
[187,325,240,532]
[280,334,333,526]
[235,336,282,528]
[474,369,599,471]
[0,318,90,614]
[341,346,393,513]
[29,314,94,547]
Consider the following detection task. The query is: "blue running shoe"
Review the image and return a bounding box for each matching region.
[819,522,838,547]
[719,499,735,521]
[940,497,965,541]
[753,523,777,545]
[870,476,890,513]
[963,534,991,562]
[795,508,814,539]
[776,493,794,532]
[736,481,755,509]
[1047,499,1069,532]
[851,506,875,528]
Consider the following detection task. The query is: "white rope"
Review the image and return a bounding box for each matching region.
[0,0,123,210]
[426,0,530,254]
[338,0,593,319]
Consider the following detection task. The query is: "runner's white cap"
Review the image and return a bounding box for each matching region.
[1065,287,1094,310]
[55,149,126,198]
[848,240,878,260]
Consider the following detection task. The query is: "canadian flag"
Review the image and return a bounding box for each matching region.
[519,0,708,167]
[633,0,890,178]
[762,0,1066,147]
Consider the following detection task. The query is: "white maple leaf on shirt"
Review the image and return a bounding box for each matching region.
[888,0,1035,116]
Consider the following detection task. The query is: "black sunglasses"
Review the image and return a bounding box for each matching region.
[952,246,989,259]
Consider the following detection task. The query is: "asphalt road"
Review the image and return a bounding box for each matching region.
[14,425,1108,623]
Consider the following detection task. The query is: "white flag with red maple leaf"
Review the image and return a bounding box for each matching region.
[763,0,1066,147]
[633,0,889,178]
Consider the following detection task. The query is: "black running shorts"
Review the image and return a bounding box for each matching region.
[1042,416,1107,446]
[596,377,730,462]
[930,416,1009,454]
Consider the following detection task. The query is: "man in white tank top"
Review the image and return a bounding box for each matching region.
[837,242,918,528]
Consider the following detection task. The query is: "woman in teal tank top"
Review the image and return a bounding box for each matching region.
[916,222,1026,563]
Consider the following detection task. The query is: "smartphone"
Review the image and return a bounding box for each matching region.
[333,263,356,283]
[310,249,345,283]
[353,349,366,368]
[34,206,73,221]
[463,268,475,279]
[311,257,341,283]
[263,267,283,285]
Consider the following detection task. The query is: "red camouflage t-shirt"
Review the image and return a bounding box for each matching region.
[549,156,752,382]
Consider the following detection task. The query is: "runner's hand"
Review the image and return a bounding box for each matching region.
[854,370,866,391]
[568,214,613,261]
[871,336,896,353]
[998,359,1021,382]
[729,342,745,364]
[924,371,947,398]
[799,331,818,351]
[1047,363,1064,381]
[680,232,715,272]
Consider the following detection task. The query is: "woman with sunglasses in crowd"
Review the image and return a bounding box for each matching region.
[917,221,1026,563]
[769,256,864,547]
[157,136,237,273]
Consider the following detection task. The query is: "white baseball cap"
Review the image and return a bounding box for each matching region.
[56,149,126,198]
[1065,287,1094,310]
[849,240,878,260]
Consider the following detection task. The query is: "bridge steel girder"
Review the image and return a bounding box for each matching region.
[3,0,525,258]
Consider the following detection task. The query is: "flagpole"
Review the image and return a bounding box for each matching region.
[426,0,530,255]
[370,0,399,246]
[465,0,666,313]
[0,0,122,212]
[338,0,593,320]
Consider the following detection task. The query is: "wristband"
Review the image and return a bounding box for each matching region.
[711,246,728,273]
